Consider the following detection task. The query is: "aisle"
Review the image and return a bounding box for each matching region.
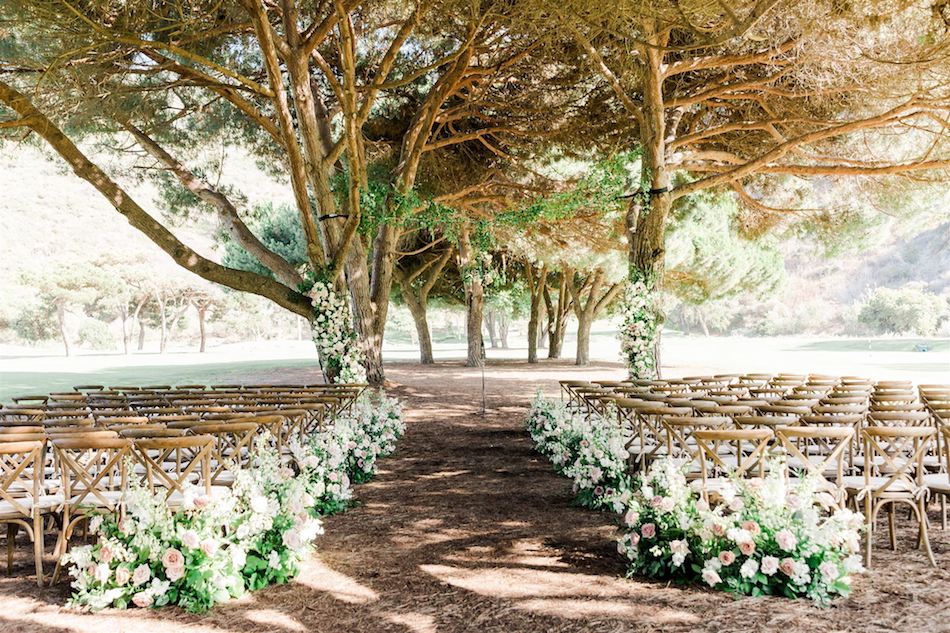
[1,360,947,633]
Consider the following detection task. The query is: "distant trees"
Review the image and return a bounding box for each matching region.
[859,285,948,336]
[5,259,235,354]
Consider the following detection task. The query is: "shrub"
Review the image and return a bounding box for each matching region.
[858,284,947,335]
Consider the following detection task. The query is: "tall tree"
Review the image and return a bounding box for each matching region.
[0,0,560,384]
[561,0,950,370]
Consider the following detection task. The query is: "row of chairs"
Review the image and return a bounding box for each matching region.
[559,374,950,567]
[0,383,366,586]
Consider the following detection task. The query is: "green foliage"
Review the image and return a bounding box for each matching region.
[76,319,114,350]
[222,203,308,278]
[858,284,947,336]
[11,303,57,342]
[665,189,785,305]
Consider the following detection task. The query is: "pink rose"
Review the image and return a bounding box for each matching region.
[651,495,664,508]
[739,541,755,556]
[193,494,210,510]
[181,530,200,550]
[132,564,150,586]
[741,520,760,535]
[641,523,656,539]
[166,564,185,582]
[161,548,184,569]
[117,518,132,536]
[200,539,219,557]
[628,532,640,546]
[624,509,640,527]
[718,550,736,566]
[779,558,796,576]
[776,529,797,552]
[132,591,153,608]
[115,566,131,586]
[98,544,114,564]
[712,523,726,537]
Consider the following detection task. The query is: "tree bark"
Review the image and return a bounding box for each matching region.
[56,302,70,357]
[566,267,622,367]
[198,306,208,352]
[575,314,592,366]
[498,315,509,349]
[458,225,484,367]
[393,248,451,365]
[525,263,547,364]
[137,321,146,351]
[484,312,499,349]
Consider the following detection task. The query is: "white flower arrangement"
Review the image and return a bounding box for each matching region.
[525,393,634,511]
[310,281,366,383]
[618,278,659,380]
[62,392,404,613]
[616,456,865,606]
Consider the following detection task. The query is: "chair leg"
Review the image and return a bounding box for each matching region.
[888,505,898,551]
[864,497,874,568]
[918,499,937,567]
[32,513,44,587]
[941,495,947,531]
[6,524,17,574]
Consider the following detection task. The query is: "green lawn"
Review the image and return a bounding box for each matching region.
[796,338,950,353]
[0,357,319,403]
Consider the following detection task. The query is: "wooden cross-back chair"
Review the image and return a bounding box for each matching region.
[0,440,48,586]
[693,428,774,502]
[775,425,853,507]
[186,422,259,487]
[632,406,691,472]
[845,426,936,567]
[50,435,130,582]
[661,416,731,476]
[0,409,45,426]
[129,435,213,504]
[924,426,950,530]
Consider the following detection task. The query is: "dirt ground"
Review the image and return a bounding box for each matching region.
[1,359,948,633]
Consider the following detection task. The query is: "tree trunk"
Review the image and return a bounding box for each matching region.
[154,291,169,354]
[698,311,710,337]
[198,306,208,353]
[404,291,434,364]
[498,315,509,349]
[119,309,129,355]
[576,315,592,366]
[622,24,670,378]
[526,263,547,364]
[137,321,146,351]
[484,311,499,348]
[458,225,484,367]
[57,302,70,357]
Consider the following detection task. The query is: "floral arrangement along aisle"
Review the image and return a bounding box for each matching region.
[616,457,864,605]
[62,390,404,612]
[525,393,634,511]
[524,395,865,606]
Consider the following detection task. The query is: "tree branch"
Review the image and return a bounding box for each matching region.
[0,79,314,319]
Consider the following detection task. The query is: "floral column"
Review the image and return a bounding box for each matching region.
[618,272,660,380]
[310,281,367,383]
